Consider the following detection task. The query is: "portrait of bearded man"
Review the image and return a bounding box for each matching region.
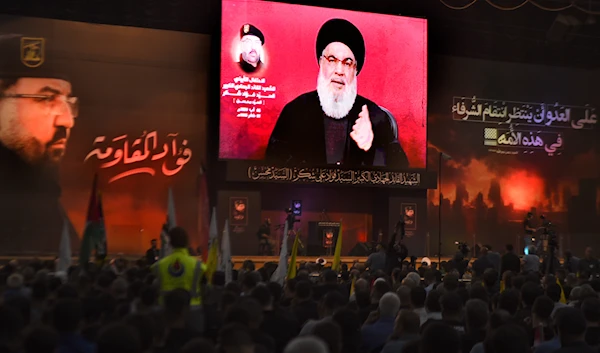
[0,34,79,254]
[238,23,265,74]
[265,18,408,168]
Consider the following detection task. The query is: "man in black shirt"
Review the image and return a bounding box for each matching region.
[501,244,521,274]
[256,218,272,255]
[385,220,407,275]
[145,239,159,265]
[578,247,599,279]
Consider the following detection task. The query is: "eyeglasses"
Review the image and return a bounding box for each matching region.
[0,93,79,118]
[321,55,356,71]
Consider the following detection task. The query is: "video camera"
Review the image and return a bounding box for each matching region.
[540,215,558,249]
[285,208,300,227]
[455,241,470,256]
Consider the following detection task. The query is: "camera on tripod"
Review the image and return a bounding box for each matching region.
[540,215,558,248]
[285,208,300,227]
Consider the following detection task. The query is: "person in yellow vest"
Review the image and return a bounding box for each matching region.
[152,226,207,333]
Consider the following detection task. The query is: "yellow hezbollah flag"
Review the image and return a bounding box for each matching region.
[350,277,356,297]
[205,238,219,284]
[556,278,567,304]
[332,223,343,272]
[500,280,505,293]
[287,233,299,279]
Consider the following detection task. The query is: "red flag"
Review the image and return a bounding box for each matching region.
[197,165,210,260]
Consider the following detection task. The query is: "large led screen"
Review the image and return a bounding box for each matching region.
[220,0,427,169]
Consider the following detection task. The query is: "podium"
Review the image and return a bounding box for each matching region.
[307,221,341,256]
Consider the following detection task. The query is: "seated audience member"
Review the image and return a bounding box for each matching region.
[496,289,520,316]
[424,289,443,322]
[546,283,568,317]
[463,299,488,353]
[420,322,461,353]
[581,297,600,348]
[312,321,343,353]
[160,289,201,353]
[300,290,345,335]
[470,310,512,353]
[359,280,391,324]
[396,285,412,310]
[291,280,319,327]
[23,325,58,353]
[423,270,437,295]
[381,310,420,353]
[283,336,329,353]
[469,284,489,304]
[124,314,156,353]
[53,298,95,353]
[484,324,530,353]
[553,307,596,353]
[218,323,255,353]
[251,284,299,353]
[515,282,544,325]
[410,286,428,325]
[96,323,142,353]
[530,296,556,347]
[332,309,361,353]
[224,298,276,353]
[361,292,401,352]
[181,338,216,353]
[422,292,465,334]
[313,269,345,302]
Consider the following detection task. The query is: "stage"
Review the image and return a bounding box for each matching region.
[230,255,453,269]
[0,255,453,270]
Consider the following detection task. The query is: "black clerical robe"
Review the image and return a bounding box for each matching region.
[0,143,78,254]
[265,91,408,168]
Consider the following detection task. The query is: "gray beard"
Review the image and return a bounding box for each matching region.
[316,74,357,119]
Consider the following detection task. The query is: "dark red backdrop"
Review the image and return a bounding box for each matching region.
[219,0,427,168]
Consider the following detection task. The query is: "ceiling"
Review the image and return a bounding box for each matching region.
[2,0,599,68]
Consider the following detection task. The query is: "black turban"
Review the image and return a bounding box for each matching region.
[315,19,365,75]
[240,23,265,45]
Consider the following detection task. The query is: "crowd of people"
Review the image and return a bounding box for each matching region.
[1,226,600,353]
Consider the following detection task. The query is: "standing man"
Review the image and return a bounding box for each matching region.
[366,243,387,273]
[500,244,521,274]
[0,34,79,254]
[152,227,207,333]
[146,239,160,265]
[523,212,537,255]
[578,247,599,280]
[238,24,265,74]
[265,18,408,168]
[256,218,272,255]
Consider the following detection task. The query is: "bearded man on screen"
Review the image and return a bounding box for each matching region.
[265,19,408,168]
[0,34,79,254]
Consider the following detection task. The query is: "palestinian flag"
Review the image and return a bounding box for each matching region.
[79,175,106,267]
